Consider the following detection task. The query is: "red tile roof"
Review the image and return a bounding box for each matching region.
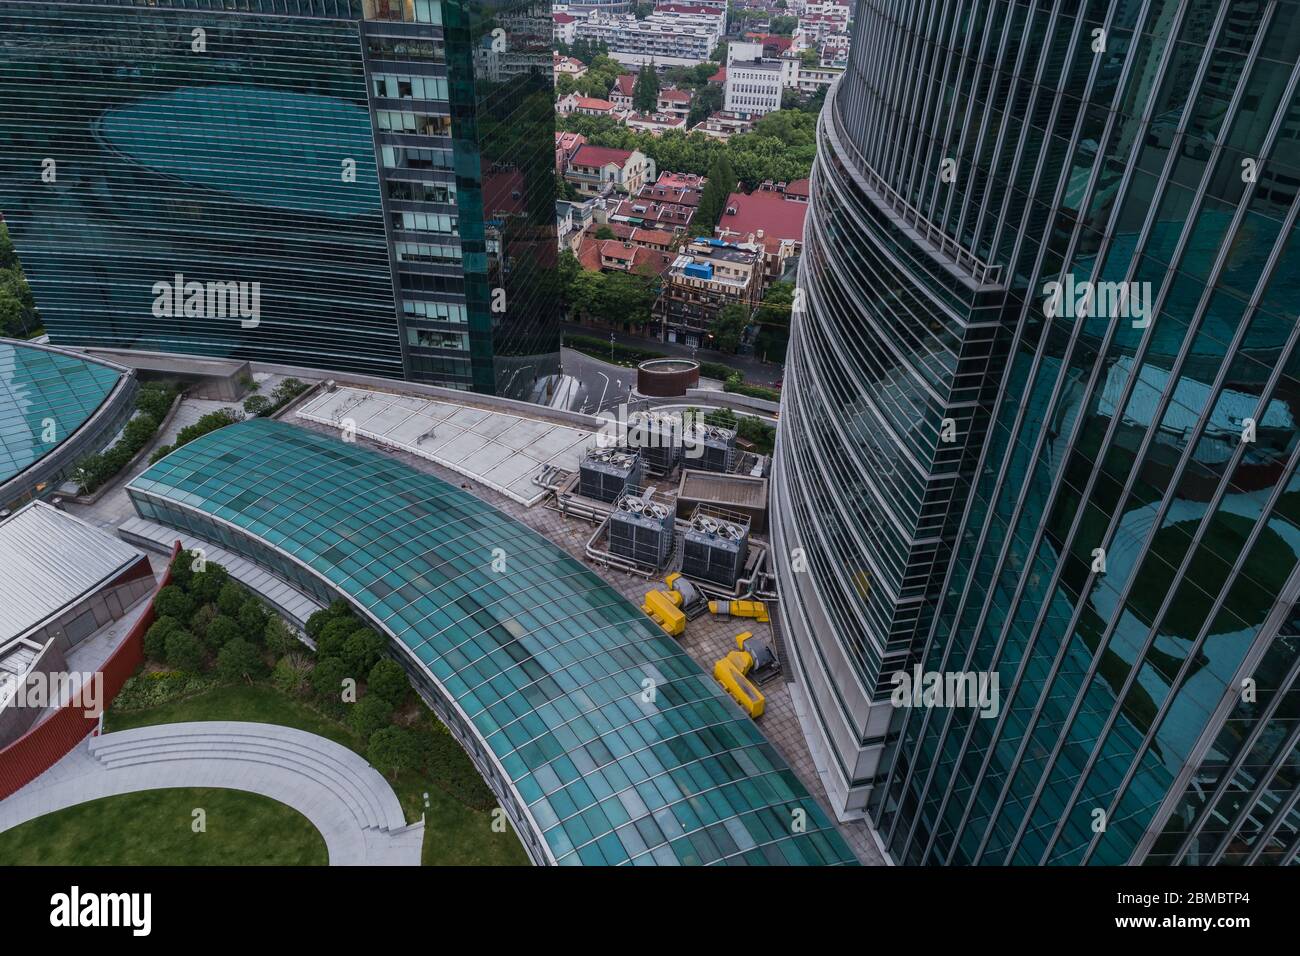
[784,178,810,198]
[613,75,636,96]
[658,88,692,103]
[571,144,636,167]
[553,11,577,22]
[708,66,726,83]
[570,96,617,111]
[716,190,808,243]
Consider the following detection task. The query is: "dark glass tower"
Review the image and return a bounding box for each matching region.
[0,0,559,399]
[773,0,1300,865]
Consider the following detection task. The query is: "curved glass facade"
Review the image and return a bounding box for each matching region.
[127,418,857,866]
[775,0,1300,864]
[0,340,136,509]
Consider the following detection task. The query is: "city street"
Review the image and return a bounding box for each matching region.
[562,323,784,386]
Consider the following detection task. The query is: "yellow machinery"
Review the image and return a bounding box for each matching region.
[708,599,770,623]
[713,647,765,719]
[664,572,707,618]
[642,588,685,636]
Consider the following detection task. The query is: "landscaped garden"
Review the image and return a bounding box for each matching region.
[100,549,528,866]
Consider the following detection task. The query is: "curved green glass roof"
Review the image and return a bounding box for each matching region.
[0,341,124,487]
[127,419,856,866]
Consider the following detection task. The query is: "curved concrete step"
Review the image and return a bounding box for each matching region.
[1,722,424,866]
[91,733,394,829]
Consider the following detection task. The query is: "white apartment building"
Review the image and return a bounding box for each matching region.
[724,41,783,116]
[575,11,719,64]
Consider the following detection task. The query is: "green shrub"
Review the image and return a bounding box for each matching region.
[188,563,230,604]
[153,585,193,623]
[271,653,314,697]
[348,694,395,740]
[144,616,181,662]
[216,581,246,617]
[238,601,269,641]
[242,395,271,417]
[425,722,496,810]
[342,628,385,676]
[305,608,335,640]
[563,333,665,367]
[204,615,241,652]
[164,629,205,673]
[264,616,301,657]
[173,408,243,452]
[189,604,217,639]
[135,382,180,421]
[723,380,781,402]
[148,444,174,464]
[367,659,411,708]
[367,726,424,780]
[113,671,214,711]
[317,617,362,660]
[698,360,743,382]
[167,549,196,591]
[310,656,350,706]
[216,638,265,682]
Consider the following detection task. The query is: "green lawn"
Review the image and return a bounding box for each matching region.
[0,788,327,866]
[107,683,530,866]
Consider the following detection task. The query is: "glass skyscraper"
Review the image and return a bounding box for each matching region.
[0,0,559,399]
[773,0,1300,864]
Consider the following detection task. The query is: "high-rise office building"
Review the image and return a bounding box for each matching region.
[773,0,1300,864]
[0,0,560,399]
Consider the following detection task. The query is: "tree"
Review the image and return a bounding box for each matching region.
[188,563,230,604]
[310,656,350,704]
[204,615,241,652]
[238,601,269,641]
[695,154,738,233]
[368,659,411,709]
[594,224,616,240]
[348,694,395,740]
[755,279,795,361]
[633,63,660,113]
[144,616,181,662]
[216,581,247,617]
[317,616,362,660]
[709,302,750,353]
[367,726,423,780]
[153,585,194,623]
[165,629,205,673]
[271,653,313,697]
[342,628,387,676]
[216,638,265,682]
[688,83,723,126]
[769,14,798,34]
[243,394,271,417]
[264,616,301,657]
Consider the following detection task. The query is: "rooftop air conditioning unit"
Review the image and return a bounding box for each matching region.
[608,491,675,569]
[579,448,643,503]
[682,513,749,588]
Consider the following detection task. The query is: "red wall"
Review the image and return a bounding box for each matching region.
[0,541,181,803]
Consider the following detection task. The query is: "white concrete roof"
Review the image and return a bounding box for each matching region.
[295,386,596,506]
[0,500,145,643]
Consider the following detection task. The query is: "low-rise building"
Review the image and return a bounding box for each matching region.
[637,180,703,208]
[715,186,809,283]
[696,110,756,140]
[555,130,587,175]
[553,53,588,84]
[655,170,706,191]
[625,112,688,135]
[553,10,581,44]
[656,238,763,345]
[655,87,693,118]
[610,74,637,110]
[556,92,626,118]
[609,196,696,232]
[565,144,657,196]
